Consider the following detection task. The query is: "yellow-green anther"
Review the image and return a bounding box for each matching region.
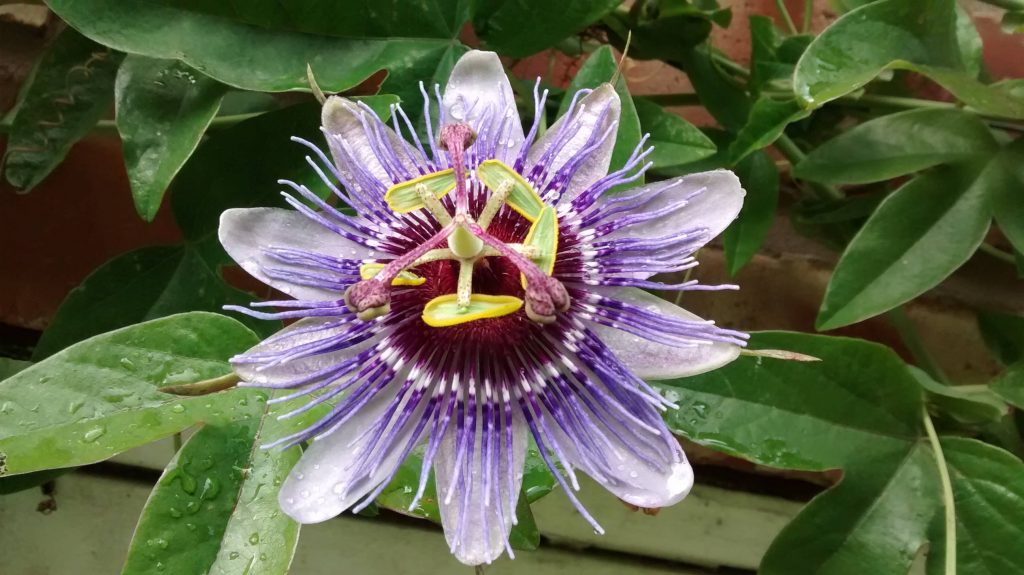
[448,217,484,259]
[457,259,474,310]
[416,183,452,225]
[477,179,513,229]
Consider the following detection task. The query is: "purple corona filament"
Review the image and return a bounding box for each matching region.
[217,50,748,566]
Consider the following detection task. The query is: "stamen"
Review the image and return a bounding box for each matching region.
[477,179,512,229]
[416,182,452,225]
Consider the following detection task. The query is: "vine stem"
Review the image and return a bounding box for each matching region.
[774,0,799,35]
[772,134,844,201]
[978,243,1017,264]
[922,406,957,575]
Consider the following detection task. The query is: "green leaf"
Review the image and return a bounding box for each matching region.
[927,438,1024,575]
[910,366,1008,426]
[723,150,778,275]
[794,0,1024,119]
[978,311,1024,367]
[658,332,940,574]
[992,363,1024,409]
[660,332,924,470]
[679,45,750,132]
[748,16,812,92]
[767,443,940,575]
[633,97,716,169]
[157,0,471,39]
[32,244,272,361]
[478,0,620,57]
[170,98,397,243]
[817,164,991,330]
[123,391,307,575]
[557,46,643,190]
[602,3,715,62]
[955,3,984,79]
[115,56,227,221]
[1,27,123,191]
[727,97,809,164]
[47,0,465,108]
[982,139,1024,255]
[0,313,258,476]
[0,358,32,381]
[794,109,999,185]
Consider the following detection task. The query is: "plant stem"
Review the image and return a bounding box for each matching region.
[888,307,950,384]
[802,0,813,34]
[978,243,1017,264]
[773,134,844,201]
[774,0,799,35]
[922,406,957,575]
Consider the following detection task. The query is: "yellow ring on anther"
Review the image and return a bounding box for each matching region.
[359,263,426,286]
[384,169,458,213]
[422,294,524,327]
[476,159,545,222]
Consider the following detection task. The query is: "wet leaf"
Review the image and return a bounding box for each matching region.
[794,109,999,185]
[47,0,465,106]
[817,164,991,330]
[794,0,1024,119]
[115,56,227,221]
[658,332,940,574]
[2,27,123,191]
[0,313,258,476]
[123,391,312,575]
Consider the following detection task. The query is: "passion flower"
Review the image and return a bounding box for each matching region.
[219,50,747,566]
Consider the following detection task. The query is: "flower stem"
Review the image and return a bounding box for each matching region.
[802,0,813,33]
[922,405,957,575]
[887,306,950,384]
[774,0,799,35]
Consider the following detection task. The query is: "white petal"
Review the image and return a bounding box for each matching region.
[278,375,419,524]
[607,449,694,508]
[322,96,420,189]
[219,207,380,301]
[602,169,745,243]
[434,412,527,565]
[529,84,620,204]
[232,318,381,386]
[591,287,741,379]
[442,50,525,163]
